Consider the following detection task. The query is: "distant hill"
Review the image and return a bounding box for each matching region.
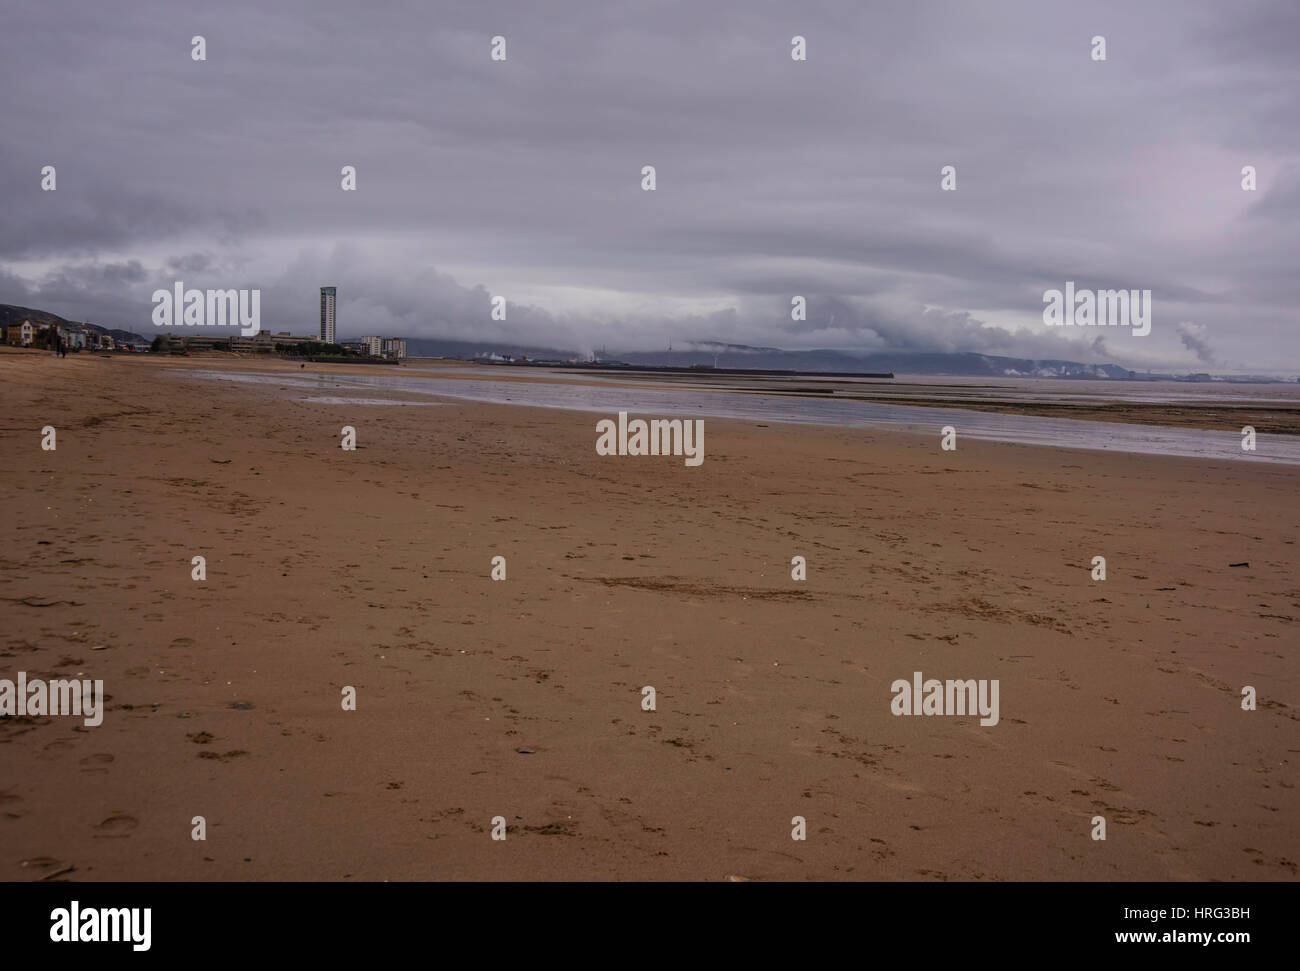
[0,304,150,346]
[405,336,1141,379]
[614,344,1139,379]
[403,337,585,361]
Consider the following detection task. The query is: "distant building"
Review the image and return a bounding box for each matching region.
[227,331,320,353]
[319,286,337,344]
[6,320,34,346]
[358,335,406,360]
[177,334,230,351]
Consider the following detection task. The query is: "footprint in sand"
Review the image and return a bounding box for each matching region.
[197,750,248,761]
[0,791,21,820]
[93,815,138,838]
[19,856,64,872]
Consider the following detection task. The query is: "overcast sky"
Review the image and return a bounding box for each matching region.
[3,0,1298,371]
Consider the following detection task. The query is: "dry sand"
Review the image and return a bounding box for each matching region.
[0,350,1295,881]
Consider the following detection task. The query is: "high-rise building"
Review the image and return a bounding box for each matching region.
[319,286,336,344]
[359,335,406,360]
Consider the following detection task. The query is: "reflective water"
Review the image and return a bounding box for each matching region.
[185,368,1300,466]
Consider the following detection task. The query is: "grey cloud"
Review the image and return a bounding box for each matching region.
[1,0,1297,372]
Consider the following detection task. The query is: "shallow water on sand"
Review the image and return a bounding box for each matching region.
[186,368,1300,466]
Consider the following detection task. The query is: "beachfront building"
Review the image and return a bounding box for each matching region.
[228,331,320,353]
[5,320,34,346]
[154,330,328,354]
[358,335,406,360]
[319,286,337,344]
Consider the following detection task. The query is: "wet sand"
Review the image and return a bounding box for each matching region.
[0,350,1295,881]
[505,366,1300,435]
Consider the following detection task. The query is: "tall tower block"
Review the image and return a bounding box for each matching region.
[320,286,337,344]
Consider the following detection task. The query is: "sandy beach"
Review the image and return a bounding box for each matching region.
[0,350,1295,881]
